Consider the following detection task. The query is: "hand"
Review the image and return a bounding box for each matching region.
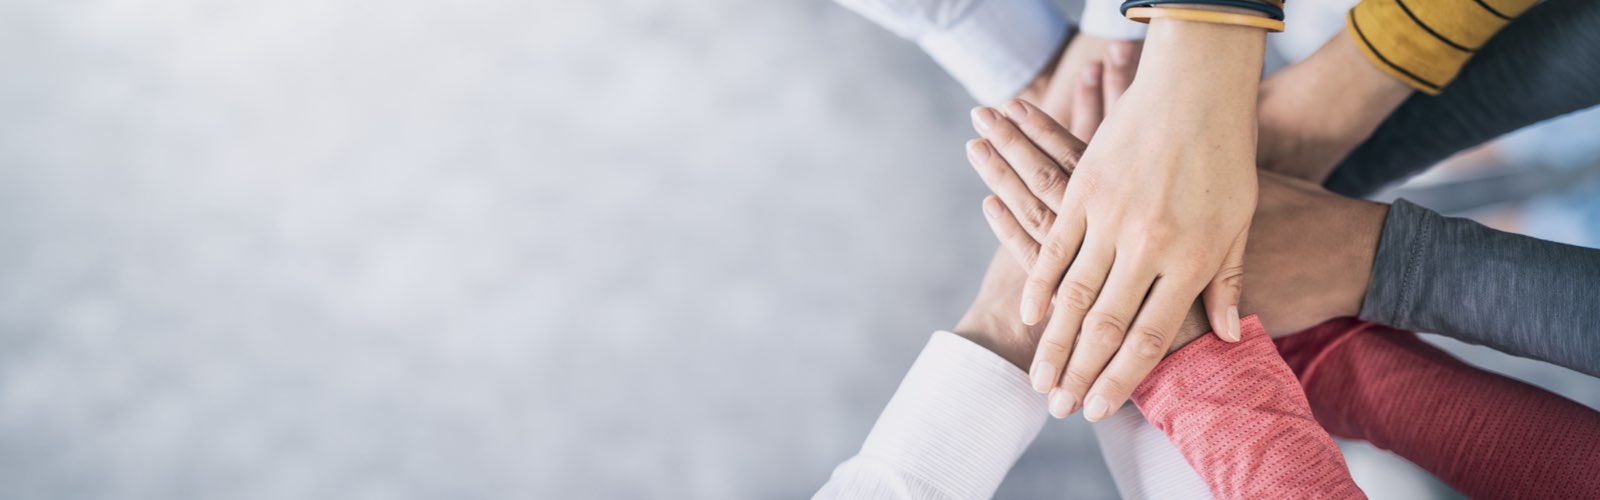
[1257,31,1412,182]
[994,18,1267,422]
[967,99,1387,418]
[954,250,1211,374]
[1016,31,1142,138]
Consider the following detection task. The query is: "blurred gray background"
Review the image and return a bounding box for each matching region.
[1,1,1596,499]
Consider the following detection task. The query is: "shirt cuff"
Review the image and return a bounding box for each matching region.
[916,0,1070,105]
[1358,198,1431,329]
[1080,0,1149,40]
[854,331,1048,499]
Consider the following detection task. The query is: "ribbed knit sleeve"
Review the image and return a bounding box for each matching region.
[1346,0,1536,93]
[1276,319,1600,499]
[1131,316,1365,500]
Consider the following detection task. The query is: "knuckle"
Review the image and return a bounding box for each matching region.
[1216,265,1245,291]
[1019,204,1054,234]
[1086,314,1128,347]
[1131,327,1169,361]
[1041,234,1076,260]
[1062,370,1096,390]
[1033,171,1067,198]
[1058,280,1098,312]
[1097,373,1135,397]
[1039,337,1071,357]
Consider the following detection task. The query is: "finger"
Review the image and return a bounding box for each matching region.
[1102,42,1140,110]
[966,137,1055,240]
[1020,203,1088,325]
[1001,100,1083,210]
[973,107,1070,226]
[1057,251,1159,421]
[982,195,1042,268]
[1081,275,1196,422]
[1034,238,1114,410]
[1069,62,1104,142]
[1202,227,1249,343]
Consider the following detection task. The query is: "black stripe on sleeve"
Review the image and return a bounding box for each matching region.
[1472,0,1512,21]
[1396,0,1474,52]
[1349,9,1443,91]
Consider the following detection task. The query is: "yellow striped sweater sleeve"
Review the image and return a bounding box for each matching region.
[1346,0,1537,94]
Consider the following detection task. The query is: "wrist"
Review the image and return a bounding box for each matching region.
[1332,201,1388,318]
[953,311,1033,370]
[1133,13,1266,111]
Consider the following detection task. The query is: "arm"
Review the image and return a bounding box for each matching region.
[1258,0,1549,183]
[1012,3,1270,422]
[1276,319,1600,498]
[817,251,1209,499]
[1132,316,1365,499]
[1358,199,1600,377]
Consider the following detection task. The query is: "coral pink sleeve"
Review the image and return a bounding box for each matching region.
[1130,315,1365,500]
[1276,319,1600,499]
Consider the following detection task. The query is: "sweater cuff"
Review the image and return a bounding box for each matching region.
[1358,198,1432,329]
[917,0,1070,104]
[1132,314,1274,408]
[1346,0,1536,94]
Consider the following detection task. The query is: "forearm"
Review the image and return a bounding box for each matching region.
[1360,199,1600,376]
[1131,316,1364,499]
[1329,0,1600,195]
[1276,319,1600,498]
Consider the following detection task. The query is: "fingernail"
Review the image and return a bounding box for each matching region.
[1082,63,1102,86]
[967,140,990,161]
[1020,301,1041,325]
[1006,99,1028,118]
[983,199,1003,219]
[971,107,996,132]
[1084,395,1110,422]
[1109,43,1131,66]
[1049,389,1077,418]
[1226,306,1242,342]
[1030,362,1054,393]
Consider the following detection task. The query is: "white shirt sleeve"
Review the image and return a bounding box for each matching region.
[814,331,1047,499]
[1078,0,1149,40]
[1092,405,1212,499]
[833,0,1070,105]
[815,331,1211,499]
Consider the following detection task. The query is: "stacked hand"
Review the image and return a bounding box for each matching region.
[969,31,1388,418]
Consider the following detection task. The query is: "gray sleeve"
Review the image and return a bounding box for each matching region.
[1359,199,1600,376]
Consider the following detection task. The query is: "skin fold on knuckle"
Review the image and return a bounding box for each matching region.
[1085,314,1128,350]
[1130,327,1168,362]
[1058,280,1097,313]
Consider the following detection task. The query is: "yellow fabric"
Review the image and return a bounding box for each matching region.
[1126,7,1286,32]
[1347,0,1537,94]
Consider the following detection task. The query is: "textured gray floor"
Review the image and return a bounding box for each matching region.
[0,1,1595,499]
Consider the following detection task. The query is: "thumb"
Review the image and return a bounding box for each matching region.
[1203,228,1248,342]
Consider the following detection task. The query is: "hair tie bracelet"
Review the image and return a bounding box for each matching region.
[1124,7,1286,32]
[1121,0,1284,21]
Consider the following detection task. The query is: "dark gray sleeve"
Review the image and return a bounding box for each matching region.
[1360,199,1600,376]
[1327,0,1600,197]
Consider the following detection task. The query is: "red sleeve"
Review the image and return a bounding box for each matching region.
[1131,315,1365,500]
[1276,319,1600,499]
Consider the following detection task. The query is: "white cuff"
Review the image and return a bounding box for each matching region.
[916,0,1069,105]
[850,331,1047,498]
[1092,406,1210,499]
[1079,0,1148,40]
